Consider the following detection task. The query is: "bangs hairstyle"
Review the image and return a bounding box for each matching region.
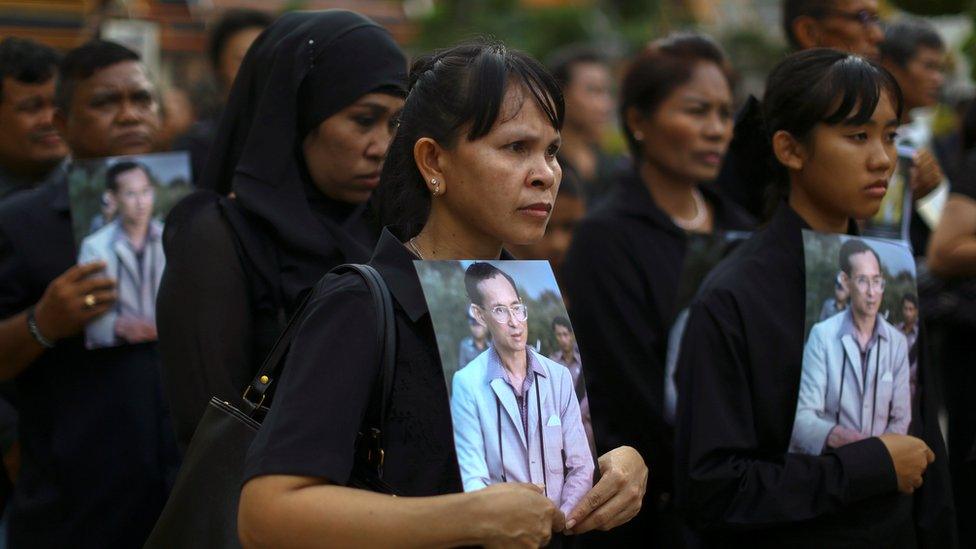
[372,40,564,239]
[760,49,903,203]
[763,49,903,141]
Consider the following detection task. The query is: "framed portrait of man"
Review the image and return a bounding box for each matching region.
[68,151,192,349]
[415,260,596,516]
[790,231,919,456]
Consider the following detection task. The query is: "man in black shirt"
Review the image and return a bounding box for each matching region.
[0,40,178,548]
[0,37,67,200]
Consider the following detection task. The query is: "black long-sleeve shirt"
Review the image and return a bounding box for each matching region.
[675,203,956,547]
[561,169,754,544]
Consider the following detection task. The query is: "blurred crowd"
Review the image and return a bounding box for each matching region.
[0,0,974,547]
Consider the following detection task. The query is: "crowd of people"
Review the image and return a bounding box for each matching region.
[0,0,973,547]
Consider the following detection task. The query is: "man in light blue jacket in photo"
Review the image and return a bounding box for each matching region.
[791,239,911,455]
[451,262,594,516]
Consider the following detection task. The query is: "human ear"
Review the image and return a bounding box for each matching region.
[414,137,448,196]
[772,130,805,172]
[792,17,822,50]
[839,272,850,293]
[625,106,649,145]
[469,303,488,327]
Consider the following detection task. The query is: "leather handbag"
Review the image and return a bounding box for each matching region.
[144,263,396,549]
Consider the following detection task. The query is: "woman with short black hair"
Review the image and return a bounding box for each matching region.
[239,41,647,548]
[674,48,955,546]
[561,33,754,547]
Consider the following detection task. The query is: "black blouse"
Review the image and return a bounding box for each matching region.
[156,192,375,452]
[562,170,755,491]
[243,229,467,496]
[674,203,956,547]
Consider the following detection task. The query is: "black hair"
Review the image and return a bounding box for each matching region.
[620,32,731,159]
[782,0,833,50]
[56,40,141,113]
[545,44,607,89]
[880,18,945,69]
[208,9,273,71]
[372,40,564,239]
[551,316,573,332]
[465,262,520,307]
[0,37,60,103]
[902,292,918,307]
[760,48,903,204]
[105,160,153,192]
[838,238,882,275]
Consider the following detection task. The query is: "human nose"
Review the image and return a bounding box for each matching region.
[366,125,394,160]
[528,156,558,190]
[703,111,728,140]
[867,138,894,174]
[116,98,141,125]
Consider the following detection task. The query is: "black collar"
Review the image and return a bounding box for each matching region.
[369,228,515,323]
[610,167,756,234]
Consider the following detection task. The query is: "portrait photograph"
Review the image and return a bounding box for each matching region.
[790,230,919,456]
[67,151,192,349]
[414,260,596,515]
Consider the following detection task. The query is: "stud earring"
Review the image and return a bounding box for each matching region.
[633,130,644,141]
[431,178,440,195]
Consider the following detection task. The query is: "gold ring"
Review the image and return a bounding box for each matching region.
[84,294,97,309]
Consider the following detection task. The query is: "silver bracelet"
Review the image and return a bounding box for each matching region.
[26,307,55,349]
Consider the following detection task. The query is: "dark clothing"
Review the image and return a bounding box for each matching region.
[198,11,406,305]
[0,160,65,201]
[157,191,375,452]
[713,96,771,221]
[158,10,407,451]
[674,203,956,547]
[562,168,755,546]
[244,228,469,496]
[172,117,218,184]
[938,150,976,546]
[0,177,179,549]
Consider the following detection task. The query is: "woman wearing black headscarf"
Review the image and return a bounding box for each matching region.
[156,10,408,451]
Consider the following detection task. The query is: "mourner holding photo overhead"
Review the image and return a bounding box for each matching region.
[451,262,594,516]
[791,238,912,455]
[238,36,646,548]
[674,49,955,547]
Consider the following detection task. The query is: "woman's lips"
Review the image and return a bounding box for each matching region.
[517,203,552,219]
[356,173,381,188]
[864,180,888,199]
[694,151,723,166]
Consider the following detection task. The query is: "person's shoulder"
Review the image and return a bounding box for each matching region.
[809,313,843,342]
[879,316,908,347]
[454,351,489,382]
[537,352,571,381]
[0,178,59,230]
[82,220,116,248]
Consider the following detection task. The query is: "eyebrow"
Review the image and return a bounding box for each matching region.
[351,101,396,113]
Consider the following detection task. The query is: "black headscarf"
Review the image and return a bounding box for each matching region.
[198,10,407,304]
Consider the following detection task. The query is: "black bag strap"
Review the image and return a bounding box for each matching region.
[241,264,397,444]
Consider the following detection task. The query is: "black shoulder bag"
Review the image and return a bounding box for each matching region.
[144,264,397,549]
